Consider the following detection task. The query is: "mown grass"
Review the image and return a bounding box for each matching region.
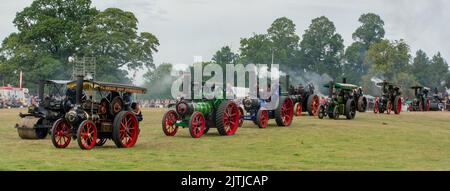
[0,108,449,170]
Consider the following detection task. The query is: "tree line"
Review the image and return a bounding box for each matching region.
[145,13,449,98]
[0,0,159,92]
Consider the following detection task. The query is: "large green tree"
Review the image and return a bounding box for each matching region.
[363,39,417,96]
[239,34,272,65]
[80,8,159,82]
[411,50,431,86]
[0,0,159,90]
[299,16,344,79]
[343,13,385,84]
[212,46,239,66]
[267,17,300,69]
[428,52,449,90]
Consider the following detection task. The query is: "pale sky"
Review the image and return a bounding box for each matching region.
[1,0,449,84]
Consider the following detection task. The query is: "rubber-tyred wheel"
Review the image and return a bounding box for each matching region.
[374,98,379,114]
[51,118,72,149]
[275,97,294,126]
[162,110,179,136]
[96,138,107,146]
[77,120,97,150]
[308,95,320,116]
[189,112,206,138]
[256,109,269,129]
[387,101,393,114]
[113,111,139,148]
[216,101,240,136]
[294,102,302,116]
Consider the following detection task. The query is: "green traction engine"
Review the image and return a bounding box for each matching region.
[318,80,358,120]
[162,85,240,138]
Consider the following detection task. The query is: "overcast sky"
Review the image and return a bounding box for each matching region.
[1,0,449,83]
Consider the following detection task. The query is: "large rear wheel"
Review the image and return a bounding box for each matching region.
[216,101,240,136]
[307,95,320,116]
[275,97,294,126]
[112,111,139,148]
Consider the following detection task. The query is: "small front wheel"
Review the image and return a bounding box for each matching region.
[77,120,97,150]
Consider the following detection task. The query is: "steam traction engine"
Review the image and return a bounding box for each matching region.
[162,81,241,138]
[318,81,358,120]
[15,80,72,139]
[374,81,402,114]
[50,76,146,150]
[288,83,320,117]
[409,86,430,111]
[239,79,294,129]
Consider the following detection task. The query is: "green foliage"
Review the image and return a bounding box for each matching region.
[212,46,239,66]
[0,0,159,91]
[363,39,416,96]
[80,8,159,83]
[344,13,385,85]
[352,13,385,48]
[428,53,449,90]
[239,34,273,65]
[411,50,431,86]
[299,16,344,79]
[143,63,174,99]
[267,17,300,69]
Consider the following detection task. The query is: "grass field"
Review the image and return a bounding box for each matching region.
[0,108,449,170]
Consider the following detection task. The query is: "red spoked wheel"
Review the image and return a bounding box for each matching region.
[387,101,393,114]
[162,110,179,136]
[374,98,380,114]
[189,112,206,138]
[426,99,431,111]
[294,102,302,116]
[113,111,139,148]
[216,101,240,136]
[77,120,97,150]
[419,101,424,111]
[51,118,72,149]
[308,95,320,116]
[408,104,413,112]
[256,109,269,129]
[275,97,294,126]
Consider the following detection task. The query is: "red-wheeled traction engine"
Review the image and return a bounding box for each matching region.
[50,76,147,150]
[161,79,241,138]
[288,80,320,117]
[374,81,402,115]
[409,86,431,112]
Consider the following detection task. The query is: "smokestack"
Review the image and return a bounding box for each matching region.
[286,75,290,92]
[76,75,84,105]
[38,80,44,100]
[343,78,347,84]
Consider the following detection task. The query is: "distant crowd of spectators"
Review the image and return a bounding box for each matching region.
[137,99,177,108]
